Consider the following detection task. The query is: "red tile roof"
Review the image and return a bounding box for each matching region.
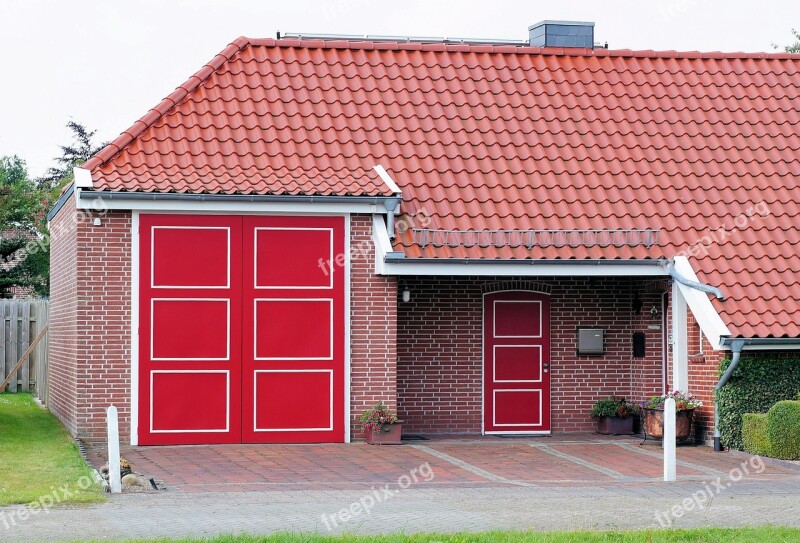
[86,37,800,338]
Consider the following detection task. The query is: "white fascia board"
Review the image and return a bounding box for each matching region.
[672,255,731,350]
[74,189,384,215]
[372,214,394,275]
[372,164,402,197]
[380,260,669,277]
[74,167,93,188]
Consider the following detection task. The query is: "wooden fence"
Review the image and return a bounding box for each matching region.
[0,299,49,400]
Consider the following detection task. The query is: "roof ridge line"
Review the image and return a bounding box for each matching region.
[83,36,252,173]
[253,37,800,61]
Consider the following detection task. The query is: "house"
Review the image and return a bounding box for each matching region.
[47,22,800,448]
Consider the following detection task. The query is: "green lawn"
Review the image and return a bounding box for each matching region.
[102,528,800,543]
[0,393,104,505]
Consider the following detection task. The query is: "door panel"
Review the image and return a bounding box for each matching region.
[139,215,242,445]
[484,292,550,433]
[241,216,345,443]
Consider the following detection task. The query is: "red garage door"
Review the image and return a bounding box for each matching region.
[138,214,345,445]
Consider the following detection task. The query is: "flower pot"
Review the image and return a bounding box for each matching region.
[596,416,635,435]
[364,423,403,445]
[642,408,694,440]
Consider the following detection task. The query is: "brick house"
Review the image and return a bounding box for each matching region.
[47,23,800,447]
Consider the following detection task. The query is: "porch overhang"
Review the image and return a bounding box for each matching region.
[372,216,669,277]
[372,215,740,354]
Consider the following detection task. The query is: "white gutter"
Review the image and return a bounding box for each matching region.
[75,188,395,215]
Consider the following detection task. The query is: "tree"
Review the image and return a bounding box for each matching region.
[0,156,48,297]
[37,120,106,194]
[773,28,800,53]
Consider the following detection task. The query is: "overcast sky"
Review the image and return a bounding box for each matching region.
[1,0,798,178]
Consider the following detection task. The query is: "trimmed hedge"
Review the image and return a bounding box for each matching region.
[742,413,770,456]
[765,401,800,460]
[715,357,800,451]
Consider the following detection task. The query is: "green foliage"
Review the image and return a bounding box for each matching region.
[765,400,800,460]
[590,397,639,418]
[741,413,770,456]
[358,401,398,432]
[716,357,800,451]
[37,120,106,194]
[96,526,800,542]
[773,28,800,53]
[0,121,105,297]
[0,156,48,297]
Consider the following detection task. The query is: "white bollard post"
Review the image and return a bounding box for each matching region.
[663,397,677,482]
[107,405,122,494]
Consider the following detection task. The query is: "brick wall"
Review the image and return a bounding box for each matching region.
[686,311,721,444]
[397,276,666,434]
[75,210,132,443]
[48,194,79,436]
[349,214,397,439]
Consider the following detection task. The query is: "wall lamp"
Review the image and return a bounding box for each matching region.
[399,280,411,303]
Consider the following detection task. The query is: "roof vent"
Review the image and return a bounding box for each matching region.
[528,20,594,48]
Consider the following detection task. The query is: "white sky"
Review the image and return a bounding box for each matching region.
[0,0,798,178]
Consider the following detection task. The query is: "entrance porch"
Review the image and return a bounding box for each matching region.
[396,276,673,436]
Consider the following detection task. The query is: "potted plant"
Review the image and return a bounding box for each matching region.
[590,396,640,435]
[359,401,403,445]
[641,390,703,441]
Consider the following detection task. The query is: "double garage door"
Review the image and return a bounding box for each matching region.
[138,214,345,445]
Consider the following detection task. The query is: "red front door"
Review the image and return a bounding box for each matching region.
[483,291,551,434]
[138,214,344,445]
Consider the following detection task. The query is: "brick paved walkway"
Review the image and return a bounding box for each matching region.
[2,435,797,541]
[88,434,798,492]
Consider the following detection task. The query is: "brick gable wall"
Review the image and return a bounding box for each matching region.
[48,194,80,435]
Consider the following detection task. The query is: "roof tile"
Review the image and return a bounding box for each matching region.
[85,38,800,338]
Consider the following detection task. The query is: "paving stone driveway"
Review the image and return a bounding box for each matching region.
[3,436,799,541]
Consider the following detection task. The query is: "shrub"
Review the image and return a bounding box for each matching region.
[765,400,800,460]
[590,397,639,418]
[742,413,770,456]
[715,357,800,451]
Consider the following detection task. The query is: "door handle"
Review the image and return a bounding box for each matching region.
[543,363,550,373]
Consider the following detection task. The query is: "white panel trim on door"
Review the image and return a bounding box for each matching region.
[493,300,543,338]
[150,226,231,289]
[130,211,140,446]
[253,227,334,289]
[150,370,230,433]
[492,345,543,383]
[492,389,543,427]
[253,298,334,360]
[150,298,231,361]
[252,369,334,432]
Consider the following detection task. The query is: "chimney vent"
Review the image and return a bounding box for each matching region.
[528,20,595,48]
